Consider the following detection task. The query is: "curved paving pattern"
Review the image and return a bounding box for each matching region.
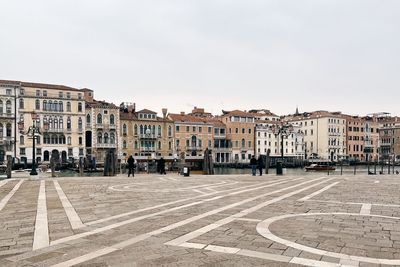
[0,173,400,266]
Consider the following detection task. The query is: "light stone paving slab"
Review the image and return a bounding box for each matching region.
[0,179,23,212]
[32,180,49,250]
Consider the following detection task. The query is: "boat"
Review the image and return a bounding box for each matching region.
[305,164,335,172]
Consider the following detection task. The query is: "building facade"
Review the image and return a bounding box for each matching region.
[120,104,175,160]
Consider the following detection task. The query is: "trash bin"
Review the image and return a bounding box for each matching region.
[183,166,190,177]
[276,161,283,175]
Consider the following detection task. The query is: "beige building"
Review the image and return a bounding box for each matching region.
[285,111,347,161]
[14,81,86,164]
[119,104,174,160]
[168,112,214,158]
[220,110,256,163]
[84,90,120,165]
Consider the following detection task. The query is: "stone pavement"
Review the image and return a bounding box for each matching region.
[0,172,400,266]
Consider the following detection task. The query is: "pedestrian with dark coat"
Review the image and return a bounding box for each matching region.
[127,155,135,177]
[250,155,257,176]
[158,157,166,174]
[257,155,264,176]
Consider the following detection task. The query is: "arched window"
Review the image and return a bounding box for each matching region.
[104,133,109,143]
[43,100,47,111]
[134,140,138,149]
[110,132,115,144]
[97,113,102,124]
[158,125,161,136]
[86,114,91,124]
[158,141,161,150]
[52,101,56,111]
[67,136,71,145]
[44,134,50,144]
[67,117,71,129]
[168,126,172,137]
[110,114,115,125]
[49,117,53,129]
[78,102,82,112]
[78,117,82,130]
[67,102,71,112]
[59,117,63,129]
[97,132,102,143]
[20,135,24,145]
[54,118,58,129]
[0,124,3,137]
[152,125,155,134]
[0,100,3,113]
[19,98,24,109]
[140,125,143,134]
[6,100,11,114]
[59,135,64,144]
[49,100,53,111]
[123,124,127,135]
[134,124,138,135]
[35,99,40,110]
[241,138,245,148]
[79,137,82,145]
[59,101,63,111]
[6,123,11,137]
[123,140,127,149]
[51,135,57,144]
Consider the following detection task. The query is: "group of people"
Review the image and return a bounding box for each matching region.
[126,155,166,177]
[250,155,265,176]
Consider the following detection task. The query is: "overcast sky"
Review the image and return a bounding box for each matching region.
[1,1,399,116]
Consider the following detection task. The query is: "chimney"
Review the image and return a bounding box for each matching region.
[128,103,135,113]
[162,108,167,119]
[180,111,185,115]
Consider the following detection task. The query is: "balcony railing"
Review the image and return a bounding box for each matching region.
[45,128,65,133]
[187,146,202,151]
[0,113,14,119]
[139,134,159,139]
[139,147,156,152]
[96,143,117,148]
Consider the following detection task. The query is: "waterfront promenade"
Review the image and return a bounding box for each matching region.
[1,173,400,266]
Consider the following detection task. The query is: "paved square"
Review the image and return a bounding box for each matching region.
[1,173,400,266]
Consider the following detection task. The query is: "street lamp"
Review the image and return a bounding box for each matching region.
[270,123,294,174]
[145,128,151,173]
[18,112,49,175]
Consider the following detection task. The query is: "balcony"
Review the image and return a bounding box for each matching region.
[96,123,104,129]
[139,147,156,152]
[109,124,116,129]
[96,143,117,148]
[45,128,65,133]
[0,113,14,119]
[139,134,159,139]
[187,146,202,151]
[214,147,231,153]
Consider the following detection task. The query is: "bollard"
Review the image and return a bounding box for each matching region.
[354,164,356,175]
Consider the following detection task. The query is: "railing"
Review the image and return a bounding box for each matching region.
[214,147,231,152]
[0,113,15,118]
[139,147,156,152]
[139,134,158,139]
[96,143,117,148]
[45,128,65,133]
[187,146,202,151]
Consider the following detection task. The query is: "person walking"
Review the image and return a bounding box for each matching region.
[127,155,135,177]
[158,157,166,174]
[257,155,264,176]
[250,155,257,176]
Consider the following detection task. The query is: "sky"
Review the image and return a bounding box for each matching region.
[1,0,399,117]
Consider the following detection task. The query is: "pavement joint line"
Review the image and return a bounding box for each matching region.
[256,212,400,265]
[235,218,262,222]
[85,176,305,226]
[0,179,8,188]
[360,203,372,215]
[109,180,230,192]
[33,180,49,250]
[192,189,208,195]
[165,177,333,247]
[0,179,23,212]
[298,181,340,201]
[304,199,400,208]
[51,176,307,246]
[48,177,322,266]
[53,180,85,230]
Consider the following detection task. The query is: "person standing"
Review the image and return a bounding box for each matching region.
[159,157,166,174]
[127,155,135,177]
[257,155,264,176]
[250,155,257,176]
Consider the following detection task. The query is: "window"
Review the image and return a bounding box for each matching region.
[248,141,251,148]
[6,100,11,114]
[35,99,40,110]
[158,125,161,136]
[208,127,212,133]
[19,98,24,109]
[79,137,82,145]
[20,148,26,155]
[123,124,127,135]
[78,102,82,112]
[78,117,82,130]
[186,126,189,132]
[235,128,238,134]
[97,114,102,124]
[6,123,11,137]
[78,93,82,100]
[67,117,71,130]
[134,124,138,135]
[104,133,109,143]
[79,148,84,155]
[67,136,72,145]
[0,100,2,113]
[59,92,63,98]
[86,114,91,124]
[248,128,251,134]
[110,114,115,125]
[176,125,180,132]
[20,89,24,95]
[123,140,127,149]
[37,148,41,155]
[110,132,115,144]
[241,139,245,148]
[193,126,196,132]
[43,90,47,97]
[59,101,63,111]
[36,90,40,97]
[66,92,71,99]
[242,128,245,134]
[68,148,73,156]
[67,102,71,112]
[168,126,172,137]
[20,135,24,145]
[6,89,11,95]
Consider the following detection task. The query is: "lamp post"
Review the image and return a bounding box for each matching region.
[145,128,151,173]
[271,123,294,175]
[18,112,49,176]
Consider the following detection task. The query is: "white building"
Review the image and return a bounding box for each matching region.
[285,111,347,161]
[255,121,305,160]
